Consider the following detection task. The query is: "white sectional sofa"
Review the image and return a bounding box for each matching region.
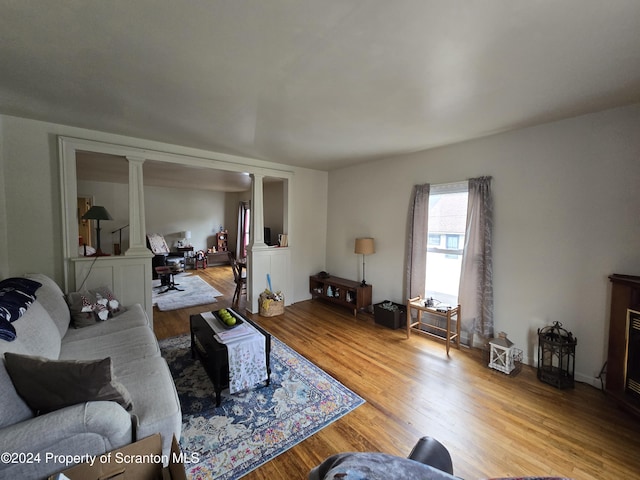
[0,273,181,480]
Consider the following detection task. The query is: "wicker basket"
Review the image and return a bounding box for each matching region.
[259,293,284,317]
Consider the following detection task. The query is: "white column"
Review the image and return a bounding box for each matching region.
[248,173,267,312]
[125,156,151,256]
[249,173,267,248]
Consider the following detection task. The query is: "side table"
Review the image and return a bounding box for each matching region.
[407,296,461,355]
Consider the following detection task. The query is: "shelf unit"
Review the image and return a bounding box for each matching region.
[309,274,372,317]
[216,230,228,252]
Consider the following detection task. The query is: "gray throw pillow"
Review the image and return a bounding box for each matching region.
[4,353,133,414]
[66,291,100,328]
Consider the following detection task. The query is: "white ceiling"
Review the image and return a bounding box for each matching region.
[2,1,640,171]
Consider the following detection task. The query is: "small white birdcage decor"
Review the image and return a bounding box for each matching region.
[488,332,517,374]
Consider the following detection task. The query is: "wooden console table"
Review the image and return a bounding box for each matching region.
[309,274,372,317]
[407,296,461,355]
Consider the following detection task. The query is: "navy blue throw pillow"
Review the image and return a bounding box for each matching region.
[0,277,42,326]
[0,318,16,341]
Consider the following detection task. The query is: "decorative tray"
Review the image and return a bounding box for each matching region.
[213,309,244,329]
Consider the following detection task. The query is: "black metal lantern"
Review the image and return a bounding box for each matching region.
[537,321,577,389]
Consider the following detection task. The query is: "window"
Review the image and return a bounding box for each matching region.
[425,182,468,306]
[445,234,461,259]
[445,235,459,250]
[428,234,441,246]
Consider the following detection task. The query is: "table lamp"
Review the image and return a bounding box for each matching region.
[82,206,113,256]
[354,237,375,286]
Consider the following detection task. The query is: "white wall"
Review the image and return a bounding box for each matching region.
[0,115,8,277]
[144,185,227,252]
[78,180,234,256]
[0,115,328,306]
[77,180,129,254]
[1,117,65,279]
[290,167,329,300]
[326,104,640,385]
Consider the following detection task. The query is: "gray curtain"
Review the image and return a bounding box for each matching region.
[236,201,250,258]
[405,184,430,301]
[458,176,494,345]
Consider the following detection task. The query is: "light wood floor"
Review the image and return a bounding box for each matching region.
[154,266,640,480]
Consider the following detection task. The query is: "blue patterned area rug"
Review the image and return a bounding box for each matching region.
[159,333,365,480]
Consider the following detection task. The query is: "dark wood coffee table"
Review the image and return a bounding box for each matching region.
[190,310,271,407]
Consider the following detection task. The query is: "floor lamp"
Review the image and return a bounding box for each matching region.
[354,237,375,286]
[82,206,113,256]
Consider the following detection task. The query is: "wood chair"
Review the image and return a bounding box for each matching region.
[231,258,246,306]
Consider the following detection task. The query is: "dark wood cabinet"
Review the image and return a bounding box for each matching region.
[309,274,372,317]
[607,274,640,418]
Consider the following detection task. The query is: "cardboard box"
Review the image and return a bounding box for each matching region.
[49,434,187,480]
[374,301,407,329]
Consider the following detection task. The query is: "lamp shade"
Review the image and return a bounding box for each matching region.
[185,231,192,239]
[354,237,375,255]
[82,206,113,221]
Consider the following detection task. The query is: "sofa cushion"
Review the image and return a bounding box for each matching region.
[61,303,149,343]
[0,293,60,428]
[4,353,133,414]
[60,325,159,366]
[12,302,61,359]
[114,357,182,457]
[25,274,71,337]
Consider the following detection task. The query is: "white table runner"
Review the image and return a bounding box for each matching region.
[201,311,268,394]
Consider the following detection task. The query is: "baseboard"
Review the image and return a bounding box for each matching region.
[575,372,604,389]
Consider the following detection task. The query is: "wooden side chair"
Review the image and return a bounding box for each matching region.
[231,257,246,306]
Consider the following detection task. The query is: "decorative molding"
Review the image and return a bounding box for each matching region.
[58,135,294,321]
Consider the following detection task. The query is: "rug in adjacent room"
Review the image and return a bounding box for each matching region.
[152,273,223,311]
[159,333,365,480]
